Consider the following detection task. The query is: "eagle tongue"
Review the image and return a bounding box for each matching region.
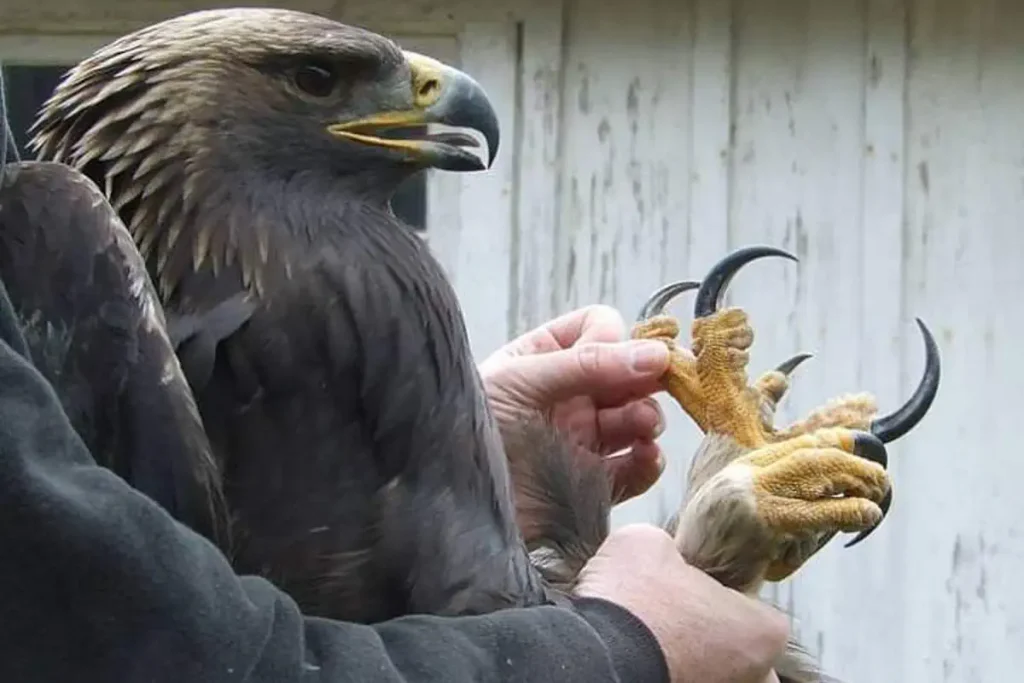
[423,131,480,148]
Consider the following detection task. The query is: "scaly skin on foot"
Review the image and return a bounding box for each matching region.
[633,247,940,590]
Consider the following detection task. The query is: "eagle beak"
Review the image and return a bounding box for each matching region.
[327,51,500,172]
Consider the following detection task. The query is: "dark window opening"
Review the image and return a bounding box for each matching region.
[0,63,427,231]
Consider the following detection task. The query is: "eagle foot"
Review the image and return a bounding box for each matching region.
[674,428,890,592]
[639,246,941,559]
[743,428,890,580]
[771,392,877,441]
[631,247,801,450]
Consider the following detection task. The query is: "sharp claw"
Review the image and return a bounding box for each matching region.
[840,431,891,548]
[844,488,892,548]
[775,352,812,376]
[851,431,888,469]
[692,246,798,318]
[869,318,941,443]
[635,280,700,322]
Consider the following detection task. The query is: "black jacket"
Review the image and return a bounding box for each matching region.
[0,275,669,683]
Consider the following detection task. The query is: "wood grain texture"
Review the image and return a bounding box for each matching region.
[436,1,1024,679]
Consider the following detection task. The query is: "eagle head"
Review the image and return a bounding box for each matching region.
[29,8,499,299]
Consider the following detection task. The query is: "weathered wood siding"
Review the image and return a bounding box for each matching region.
[2,0,1021,680]
[440,1,1023,681]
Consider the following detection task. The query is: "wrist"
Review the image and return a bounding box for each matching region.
[570,596,671,683]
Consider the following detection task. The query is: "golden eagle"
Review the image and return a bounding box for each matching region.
[0,8,938,682]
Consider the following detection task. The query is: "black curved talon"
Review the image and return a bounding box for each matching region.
[870,318,941,443]
[775,352,813,376]
[636,280,700,322]
[845,488,892,548]
[851,431,889,469]
[843,319,939,549]
[693,246,798,318]
[842,432,891,548]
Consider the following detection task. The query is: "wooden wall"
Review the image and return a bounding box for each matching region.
[445,2,1023,681]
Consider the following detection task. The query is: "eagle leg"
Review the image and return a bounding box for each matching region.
[631,247,799,449]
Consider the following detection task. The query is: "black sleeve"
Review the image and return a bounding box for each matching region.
[0,277,669,683]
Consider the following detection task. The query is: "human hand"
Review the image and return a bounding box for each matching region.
[575,524,788,683]
[479,305,679,503]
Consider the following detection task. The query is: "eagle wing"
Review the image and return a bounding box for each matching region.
[0,161,229,546]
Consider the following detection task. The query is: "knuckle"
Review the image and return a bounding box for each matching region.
[575,342,609,376]
[582,304,626,335]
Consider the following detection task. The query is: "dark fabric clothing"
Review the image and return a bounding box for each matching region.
[0,274,669,683]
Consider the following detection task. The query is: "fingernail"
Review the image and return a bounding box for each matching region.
[637,398,665,438]
[652,409,665,438]
[630,341,669,373]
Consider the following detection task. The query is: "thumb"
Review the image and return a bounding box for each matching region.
[503,340,670,405]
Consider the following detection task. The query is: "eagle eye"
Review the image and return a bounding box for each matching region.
[294,63,338,97]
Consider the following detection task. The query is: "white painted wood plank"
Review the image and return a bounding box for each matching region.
[804,1,911,679]
[509,1,566,336]
[637,0,736,535]
[898,0,1024,680]
[817,0,913,679]
[0,0,557,35]
[687,0,733,269]
[728,0,820,635]
[552,0,698,527]
[727,0,883,673]
[446,22,519,359]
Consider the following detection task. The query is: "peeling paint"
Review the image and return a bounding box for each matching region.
[868,54,883,88]
[430,3,1024,679]
[577,71,590,113]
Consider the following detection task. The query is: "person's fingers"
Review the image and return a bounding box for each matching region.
[595,398,664,454]
[493,340,669,408]
[538,304,627,349]
[605,440,664,502]
[496,305,628,358]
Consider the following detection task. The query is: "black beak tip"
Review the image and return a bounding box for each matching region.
[470,89,500,169]
[433,69,500,172]
[486,133,499,168]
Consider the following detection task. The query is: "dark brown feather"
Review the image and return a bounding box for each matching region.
[0,160,230,547]
[31,8,593,623]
